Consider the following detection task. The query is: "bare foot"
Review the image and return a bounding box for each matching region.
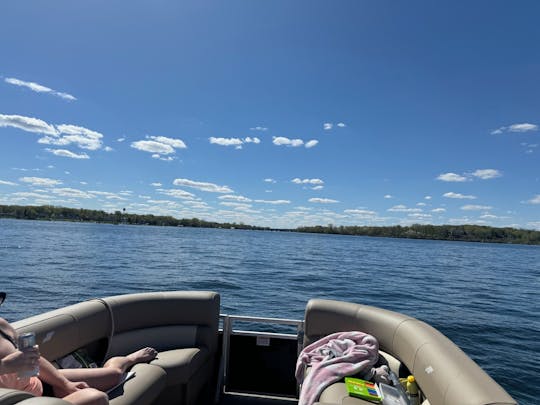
[126,347,158,363]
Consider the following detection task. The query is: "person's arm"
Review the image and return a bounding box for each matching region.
[37,356,89,397]
[0,347,40,375]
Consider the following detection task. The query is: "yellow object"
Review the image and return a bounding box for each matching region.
[407,375,420,405]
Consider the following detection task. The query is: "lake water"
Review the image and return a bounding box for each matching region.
[0,219,538,404]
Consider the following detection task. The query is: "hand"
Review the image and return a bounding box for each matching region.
[55,380,90,397]
[0,347,40,374]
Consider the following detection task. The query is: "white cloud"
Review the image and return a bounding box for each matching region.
[5,77,76,101]
[52,187,93,199]
[292,178,324,185]
[45,148,90,159]
[437,172,468,182]
[312,185,324,190]
[117,137,126,142]
[131,140,175,154]
[344,209,377,216]
[0,114,58,135]
[471,169,502,180]
[491,123,538,134]
[387,205,422,213]
[309,197,339,203]
[40,124,104,150]
[19,176,62,186]
[150,182,162,187]
[323,123,333,130]
[131,135,186,157]
[425,196,432,200]
[219,195,252,202]
[432,208,446,213]
[0,180,17,186]
[305,140,319,148]
[443,192,476,199]
[250,126,268,131]
[156,188,196,200]
[103,146,113,152]
[209,137,260,147]
[461,204,493,211]
[272,137,304,147]
[244,137,261,144]
[253,199,291,204]
[337,122,346,128]
[384,195,393,199]
[149,136,186,149]
[525,195,540,204]
[264,178,276,184]
[172,178,233,193]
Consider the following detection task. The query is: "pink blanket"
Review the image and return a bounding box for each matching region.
[295,331,380,405]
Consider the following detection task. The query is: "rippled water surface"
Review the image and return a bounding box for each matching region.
[0,219,538,404]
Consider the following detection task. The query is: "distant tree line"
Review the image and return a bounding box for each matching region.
[0,204,269,231]
[1,204,539,245]
[296,224,540,245]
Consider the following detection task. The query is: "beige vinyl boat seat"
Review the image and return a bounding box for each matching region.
[10,291,220,405]
[303,299,516,405]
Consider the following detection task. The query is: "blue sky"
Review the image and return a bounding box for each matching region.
[0,1,539,229]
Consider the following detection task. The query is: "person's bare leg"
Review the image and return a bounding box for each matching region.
[61,388,109,405]
[102,347,158,372]
[59,348,158,391]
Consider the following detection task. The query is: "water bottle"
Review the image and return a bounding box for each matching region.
[17,332,39,377]
[406,375,420,405]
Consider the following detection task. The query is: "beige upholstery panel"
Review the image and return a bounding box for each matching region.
[304,299,517,405]
[13,314,78,360]
[150,347,208,384]
[0,388,34,405]
[319,383,376,405]
[304,299,411,354]
[108,363,166,405]
[107,325,197,358]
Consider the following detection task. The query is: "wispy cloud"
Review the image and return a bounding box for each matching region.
[309,197,339,203]
[264,178,276,184]
[437,172,468,182]
[461,204,492,211]
[432,208,446,213]
[39,124,104,150]
[19,176,62,186]
[4,77,76,101]
[491,123,538,134]
[253,199,291,204]
[525,195,540,204]
[0,113,58,135]
[292,178,324,185]
[172,178,233,193]
[0,180,17,186]
[384,194,393,199]
[157,188,197,200]
[52,187,93,199]
[438,169,502,182]
[323,122,346,130]
[131,135,186,159]
[387,205,422,213]
[46,149,90,159]
[209,137,260,148]
[272,137,318,148]
[344,209,377,216]
[443,192,476,199]
[219,195,252,202]
[249,126,268,131]
[470,169,502,180]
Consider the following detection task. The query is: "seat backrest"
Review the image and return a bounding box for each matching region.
[102,291,220,357]
[304,299,516,405]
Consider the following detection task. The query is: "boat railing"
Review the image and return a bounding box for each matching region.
[218,314,304,398]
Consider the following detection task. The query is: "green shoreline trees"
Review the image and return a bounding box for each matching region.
[0,204,538,245]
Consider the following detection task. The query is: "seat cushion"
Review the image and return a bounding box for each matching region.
[0,388,35,405]
[150,347,209,385]
[108,363,166,405]
[319,382,375,405]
